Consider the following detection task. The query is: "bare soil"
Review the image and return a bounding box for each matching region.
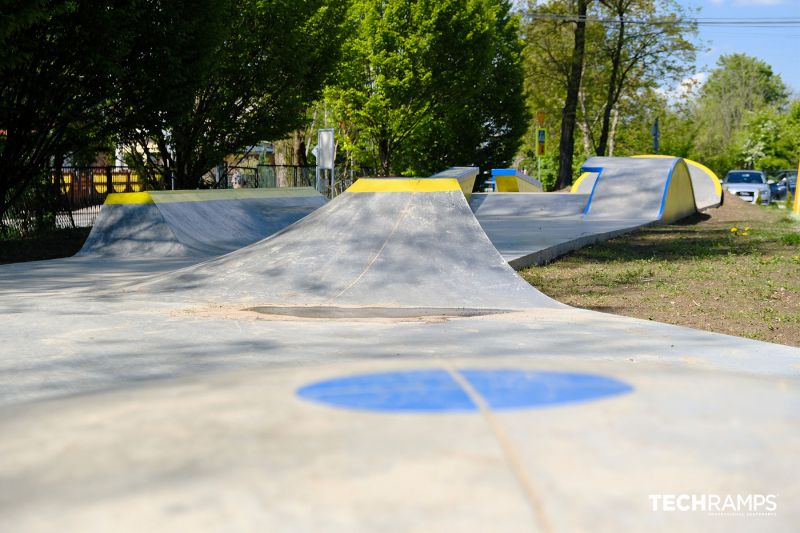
[520,193,800,347]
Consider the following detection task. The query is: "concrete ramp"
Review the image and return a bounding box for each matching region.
[474,157,699,268]
[129,178,561,309]
[575,157,722,211]
[633,155,722,210]
[582,156,696,223]
[79,188,326,258]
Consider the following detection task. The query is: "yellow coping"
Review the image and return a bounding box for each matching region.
[794,161,800,215]
[634,154,722,198]
[571,172,592,193]
[105,192,154,205]
[346,178,460,193]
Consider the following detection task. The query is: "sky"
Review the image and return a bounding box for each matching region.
[678,1,800,93]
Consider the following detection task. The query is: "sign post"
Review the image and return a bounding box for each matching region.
[316,128,335,196]
[651,118,661,154]
[535,111,546,184]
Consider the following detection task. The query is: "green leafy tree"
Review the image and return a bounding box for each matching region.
[117,0,349,189]
[0,0,133,225]
[692,53,789,174]
[326,0,527,176]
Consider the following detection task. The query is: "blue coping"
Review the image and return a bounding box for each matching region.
[580,166,605,216]
[657,158,681,220]
[491,168,517,177]
[297,369,633,413]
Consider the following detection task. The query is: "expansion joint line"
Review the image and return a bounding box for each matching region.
[329,192,417,301]
[441,362,553,533]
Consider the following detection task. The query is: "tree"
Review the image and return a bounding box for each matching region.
[117,0,349,189]
[587,0,697,156]
[0,0,134,225]
[326,0,527,176]
[692,53,789,173]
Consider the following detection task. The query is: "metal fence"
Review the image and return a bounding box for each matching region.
[53,166,146,227]
[44,164,366,229]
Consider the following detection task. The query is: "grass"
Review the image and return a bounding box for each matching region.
[0,227,90,264]
[520,193,800,347]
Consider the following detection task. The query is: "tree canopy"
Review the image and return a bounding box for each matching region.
[325,0,528,176]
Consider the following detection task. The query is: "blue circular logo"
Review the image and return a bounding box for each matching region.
[297,369,633,412]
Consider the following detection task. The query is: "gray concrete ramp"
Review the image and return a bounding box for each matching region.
[128,178,560,309]
[581,156,696,223]
[79,188,326,258]
[633,155,723,211]
[473,157,699,268]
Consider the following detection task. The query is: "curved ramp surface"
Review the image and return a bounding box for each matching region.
[79,188,326,258]
[474,157,699,268]
[634,155,722,210]
[129,178,560,309]
[582,156,696,223]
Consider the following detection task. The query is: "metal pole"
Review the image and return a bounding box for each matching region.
[537,157,541,185]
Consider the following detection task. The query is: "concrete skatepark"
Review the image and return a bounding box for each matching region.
[0,157,798,532]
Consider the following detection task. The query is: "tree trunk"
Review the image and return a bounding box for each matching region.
[556,0,590,190]
[596,11,624,156]
[378,132,391,176]
[608,106,619,156]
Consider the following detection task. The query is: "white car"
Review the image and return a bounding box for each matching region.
[723,170,771,205]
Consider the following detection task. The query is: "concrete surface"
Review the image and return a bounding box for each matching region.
[0,174,797,532]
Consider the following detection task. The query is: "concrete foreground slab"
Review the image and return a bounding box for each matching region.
[0,173,797,532]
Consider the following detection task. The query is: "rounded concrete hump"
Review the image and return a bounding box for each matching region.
[128,176,561,310]
[633,155,722,211]
[580,156,696,223]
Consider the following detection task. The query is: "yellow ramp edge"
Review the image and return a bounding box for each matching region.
[571,172,593,193]
[105,192,154,205]
[660,159,696,224]
[347,178,460,193]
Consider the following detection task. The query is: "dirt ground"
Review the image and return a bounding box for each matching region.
[521,193,800,347]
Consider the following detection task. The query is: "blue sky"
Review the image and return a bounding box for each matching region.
[679,1,800,93]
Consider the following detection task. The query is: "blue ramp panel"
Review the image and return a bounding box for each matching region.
[297,369,633,412]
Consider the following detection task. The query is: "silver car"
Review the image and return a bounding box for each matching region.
[723,170,771,205]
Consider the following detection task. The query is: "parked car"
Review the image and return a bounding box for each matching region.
[768,172,788,202]
[774,169,797,197]
[722,170,771,205]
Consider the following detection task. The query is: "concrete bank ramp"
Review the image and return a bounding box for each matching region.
[129,178,561,310]
[575,156,721,211]
[78,188,326,258]
[581,156,696,223]
[472,157,699,268]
